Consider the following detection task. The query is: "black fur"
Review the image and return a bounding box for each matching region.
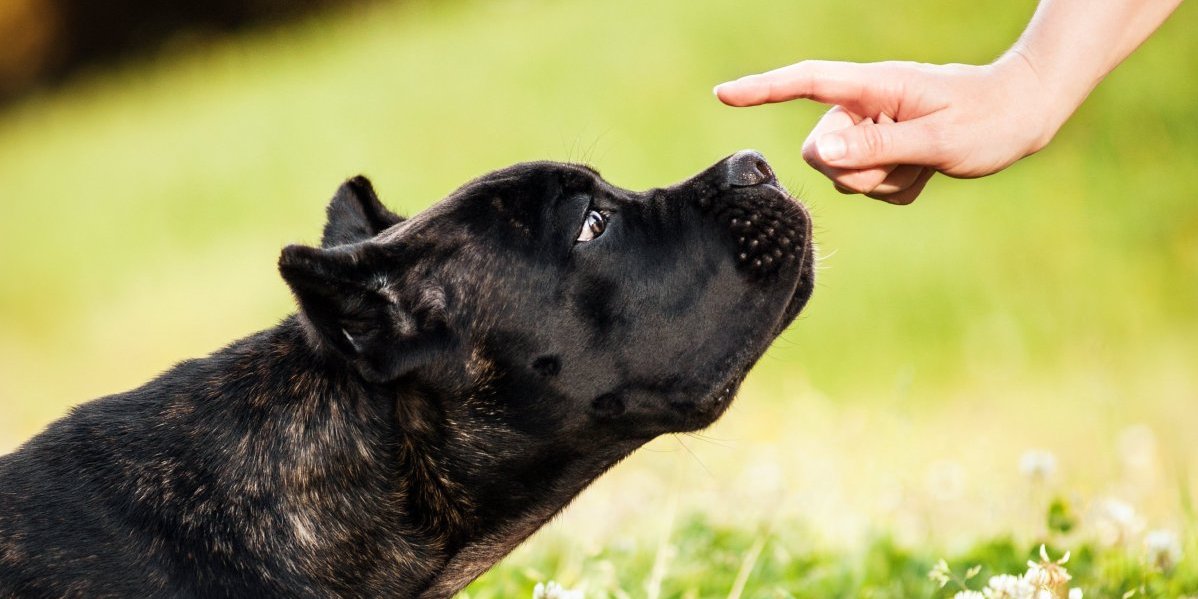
[0,151,814,598]
[320,176,404,248]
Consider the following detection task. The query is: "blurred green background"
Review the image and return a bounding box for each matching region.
[1,0,1195,595]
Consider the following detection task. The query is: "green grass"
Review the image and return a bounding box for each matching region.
[0,0,1196,596]
[467,510,1198,598]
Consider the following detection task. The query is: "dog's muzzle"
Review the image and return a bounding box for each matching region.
[701,150,811,283]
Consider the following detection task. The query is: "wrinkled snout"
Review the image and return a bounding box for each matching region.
[694,150,809,284]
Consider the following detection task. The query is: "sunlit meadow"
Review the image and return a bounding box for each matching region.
[1,0,1195,596]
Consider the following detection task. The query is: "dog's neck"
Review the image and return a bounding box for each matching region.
[219,318,639,596]
[405,410,642,598]
[407,427,636,598]
[389,378,644,597]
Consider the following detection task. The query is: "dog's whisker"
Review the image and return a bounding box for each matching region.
[683,431,736,450]
[673,434,715,479]
[815,247,838,263]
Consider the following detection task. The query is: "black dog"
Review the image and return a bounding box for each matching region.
[0,151,813,598]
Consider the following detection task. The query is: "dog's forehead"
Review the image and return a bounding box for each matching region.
[373,161,612,246]
[481,160,606,192]
[441,161,616,215]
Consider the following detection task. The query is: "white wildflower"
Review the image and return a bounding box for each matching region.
[532,581,583,599]
[985,573,1034,598]
[1144,529,1182,571]
[929,558,952,588]
[1019,450,1058,483]
[1069,589,1083,599]
[1023,545,1073,599]
[1093,498,1144,547]
[954,592,986,599]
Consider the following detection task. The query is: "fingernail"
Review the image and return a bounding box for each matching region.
[712,82,730,96]
[817,134,846,161]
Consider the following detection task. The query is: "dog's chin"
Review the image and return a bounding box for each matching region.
[663,367,748,433]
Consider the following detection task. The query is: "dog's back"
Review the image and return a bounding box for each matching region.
[1,388,182,596]
[0,324,433,597]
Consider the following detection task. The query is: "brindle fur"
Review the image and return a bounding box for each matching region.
[0,152,814,598]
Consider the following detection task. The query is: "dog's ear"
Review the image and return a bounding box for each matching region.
[321,176,404,248]
[279,242,452,383]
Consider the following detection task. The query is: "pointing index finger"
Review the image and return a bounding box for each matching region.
[715,60,883,109]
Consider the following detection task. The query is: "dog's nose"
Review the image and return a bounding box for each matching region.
[724,150,776,187]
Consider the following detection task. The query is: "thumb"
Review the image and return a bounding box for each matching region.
[814,118,940,169]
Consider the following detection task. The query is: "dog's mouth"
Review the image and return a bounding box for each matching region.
[676,238,814,430]
[631,151,815,433]
[752,175,815,333]
[679,162,815,430]
[775,195,816,334]
[720,168,816,338]
[713,249,809,405]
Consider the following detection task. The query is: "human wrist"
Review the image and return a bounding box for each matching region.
[990,48,1079,155]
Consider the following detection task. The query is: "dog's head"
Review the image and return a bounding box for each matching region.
[279,151,813,442]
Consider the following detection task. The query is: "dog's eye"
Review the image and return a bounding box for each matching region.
[576,209,607,243]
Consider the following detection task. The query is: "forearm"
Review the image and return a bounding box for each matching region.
[1005,0,1182,130]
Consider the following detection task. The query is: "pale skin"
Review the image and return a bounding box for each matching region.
[714,0,1184,205]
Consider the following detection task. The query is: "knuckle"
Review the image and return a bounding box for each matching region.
[763,78,778,102]
[800,59,828,74]
[857,124,889,157]
[806,76,827,101]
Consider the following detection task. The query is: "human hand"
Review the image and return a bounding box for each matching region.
[714,54,1063,204]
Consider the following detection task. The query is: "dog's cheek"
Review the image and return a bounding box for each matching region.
[571,275,630,345]
[589,392,626,418]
